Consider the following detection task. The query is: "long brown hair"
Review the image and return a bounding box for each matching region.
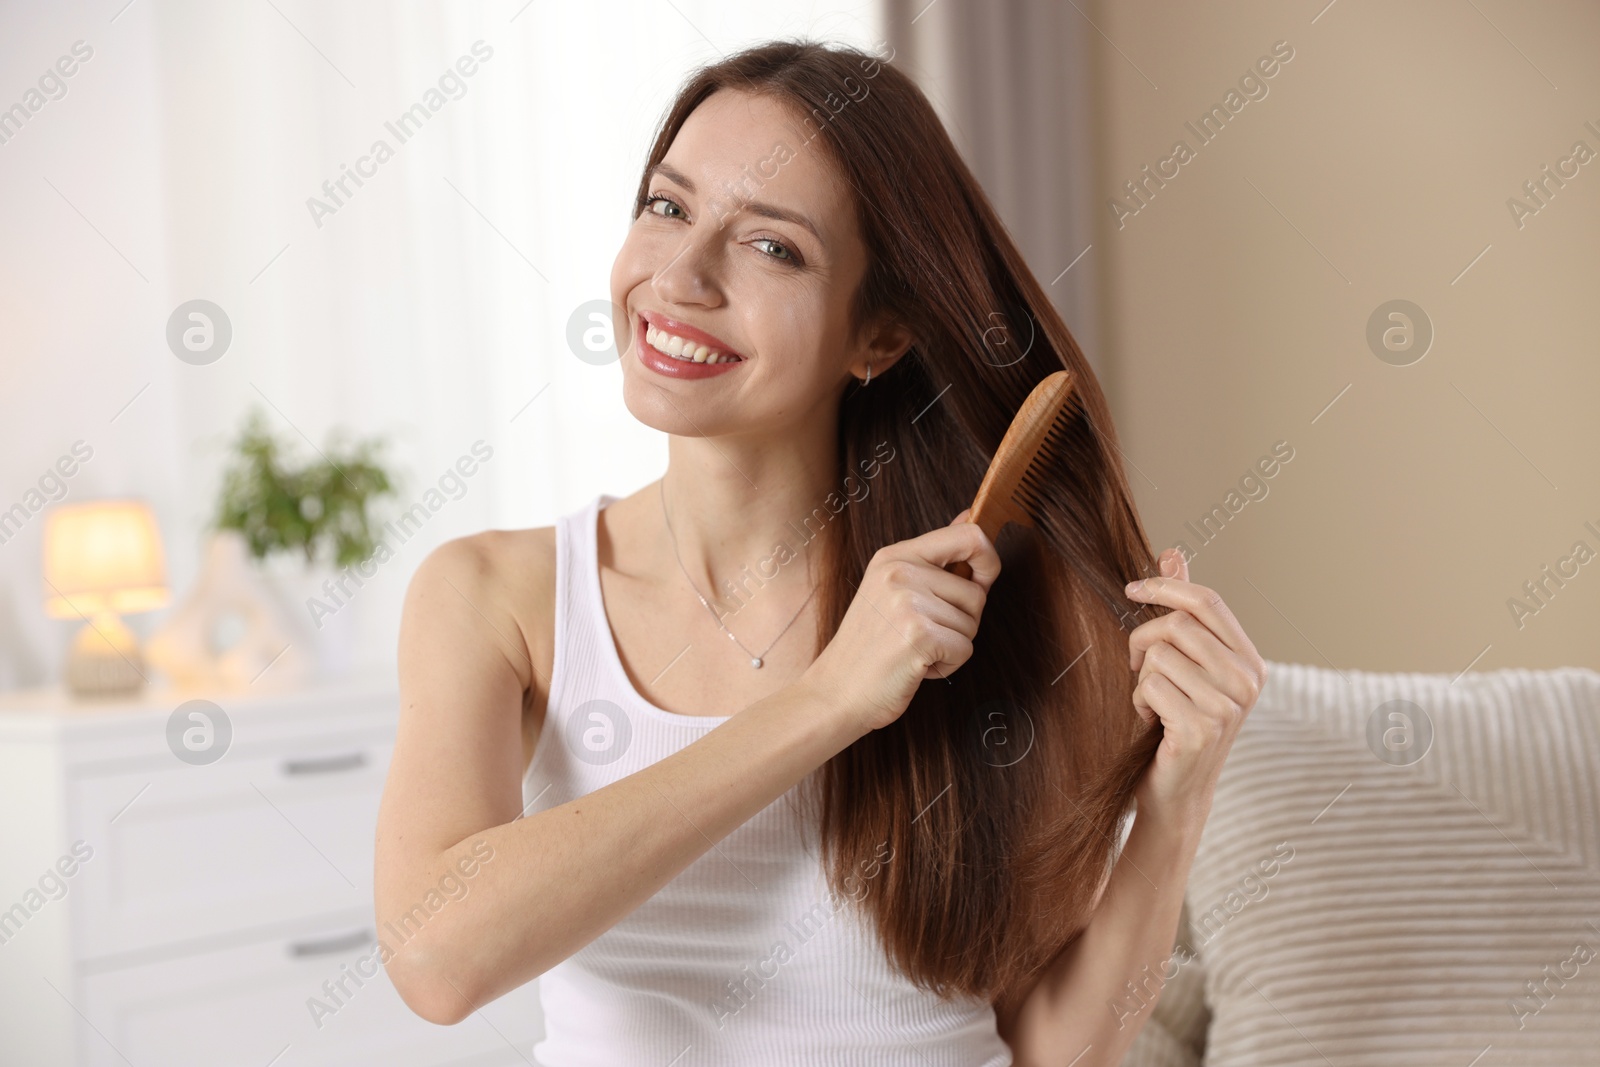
[631,40,1168,1004]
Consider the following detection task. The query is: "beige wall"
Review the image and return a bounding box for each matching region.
[1092,0,1599,672]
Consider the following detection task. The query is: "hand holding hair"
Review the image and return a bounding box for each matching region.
[1123,548,1268,828]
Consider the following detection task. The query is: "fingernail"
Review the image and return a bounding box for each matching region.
[1125,579,1144,596]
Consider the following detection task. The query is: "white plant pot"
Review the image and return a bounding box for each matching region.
[260,552,357,681]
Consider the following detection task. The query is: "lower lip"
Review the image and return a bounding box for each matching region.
[634,317,743,379]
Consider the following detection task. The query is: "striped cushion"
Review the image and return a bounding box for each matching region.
[1181,659,1600,1065]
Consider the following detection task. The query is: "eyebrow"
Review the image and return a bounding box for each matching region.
[649,161,823,243]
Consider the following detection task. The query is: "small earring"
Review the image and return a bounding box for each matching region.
[863,361,873,386]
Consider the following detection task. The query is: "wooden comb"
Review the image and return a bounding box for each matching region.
[948,369,1077,580]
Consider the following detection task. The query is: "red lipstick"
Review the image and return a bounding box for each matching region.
[634,311,744,380]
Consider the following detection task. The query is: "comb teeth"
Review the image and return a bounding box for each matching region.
[947,370,1077,581]
[965,370,1077,539]
[1007,405,1074,525]
[1010,484,1042,527]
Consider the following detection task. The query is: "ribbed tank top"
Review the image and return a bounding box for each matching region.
[520,493,1014,1066]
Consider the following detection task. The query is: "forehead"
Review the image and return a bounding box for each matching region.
[662,88,855,247]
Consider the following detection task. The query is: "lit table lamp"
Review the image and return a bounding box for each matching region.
[42,500,170,697]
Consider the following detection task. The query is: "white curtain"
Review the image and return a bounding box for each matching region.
[0,0,885,688]
[883,0,1103,376]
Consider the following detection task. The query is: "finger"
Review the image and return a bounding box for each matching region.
[919,626,974,679]
[1162,547,1190,583]
[1132,614,1260,711]
[1131,683,1157,726]
[1128,606,1232,676]
[904,583,982,643]
[868,565,984,654]
[859,591,958,682]
[907,561,988,626]
[892,522,1001,592]
[1133,639,1235,721]
[944,507,976,582]
[1134,670,1202,736]
[1124,575,1252,659]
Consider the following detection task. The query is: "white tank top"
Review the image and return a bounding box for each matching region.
[521,493,1015,1066]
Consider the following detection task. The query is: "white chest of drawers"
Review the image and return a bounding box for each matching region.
[0,674,545,1066]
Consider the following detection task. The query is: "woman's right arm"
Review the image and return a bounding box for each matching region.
[375,513,999,1026]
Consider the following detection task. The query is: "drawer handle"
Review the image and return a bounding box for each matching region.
[282,751,368,776]
[288,928,375,958]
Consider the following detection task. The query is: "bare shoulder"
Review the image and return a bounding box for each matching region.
[412,525,555,642]
[465,524,556,681]
[454,525,557,634]
[405,526,557,767]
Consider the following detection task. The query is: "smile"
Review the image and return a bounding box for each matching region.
[645,323,738,364]
[634,311,745,380]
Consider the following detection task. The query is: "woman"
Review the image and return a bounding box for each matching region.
[375,39,1266,1067]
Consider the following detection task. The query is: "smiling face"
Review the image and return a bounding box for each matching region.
[610,88,910,437]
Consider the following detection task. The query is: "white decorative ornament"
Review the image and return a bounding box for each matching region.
[145,530,314,690]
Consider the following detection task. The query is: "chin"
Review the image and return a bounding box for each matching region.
[618,371,674,433]
[625,365,788,442]
[620,367,715,436]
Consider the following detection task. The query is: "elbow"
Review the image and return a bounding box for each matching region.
[383,947,482,1026]
[383,934,555,1026]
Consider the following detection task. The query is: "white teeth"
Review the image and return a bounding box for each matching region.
[645,322,735,364]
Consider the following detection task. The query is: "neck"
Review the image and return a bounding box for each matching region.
[659,415,838,618]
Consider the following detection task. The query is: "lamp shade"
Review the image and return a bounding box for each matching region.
[42,500,170,619]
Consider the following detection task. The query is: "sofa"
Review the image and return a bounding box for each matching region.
[1119,659,1600,1066]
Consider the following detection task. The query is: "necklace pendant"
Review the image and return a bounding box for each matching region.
[659,479,812,679]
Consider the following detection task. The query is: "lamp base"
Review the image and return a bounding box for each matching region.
[66,613,148,697]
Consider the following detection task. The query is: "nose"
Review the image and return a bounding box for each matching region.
[651,227,723,309]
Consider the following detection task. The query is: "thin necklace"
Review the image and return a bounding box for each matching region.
[658,478,816,669]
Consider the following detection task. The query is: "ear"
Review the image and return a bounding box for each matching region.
[849,315,915,381]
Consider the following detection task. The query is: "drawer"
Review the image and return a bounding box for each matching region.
[71,733,392,959]
[78,914,545,1067]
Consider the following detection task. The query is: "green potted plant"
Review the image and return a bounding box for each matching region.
[210,406,398,677]
[214,406,396,568]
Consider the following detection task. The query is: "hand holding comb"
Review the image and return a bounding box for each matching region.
[948,370,1077,580]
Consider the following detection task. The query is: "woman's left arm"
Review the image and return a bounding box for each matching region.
[997,548,1269,1067]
